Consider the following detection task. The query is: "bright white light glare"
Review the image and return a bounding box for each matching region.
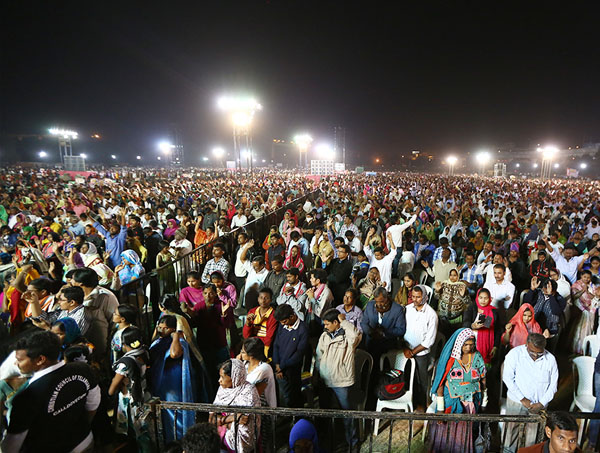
[316,143,335,160]
[158,141,174,154]
[80,153,87,159]
[212,147,225,158]
[553,163,559,168]
[542,146,559,160]
[217,96,262,112]
[241,149,251,159]
[294,133,313,150]
[136,155,141,160]
[447,156,458,165]
[39,151,47,158]
[533,163,539,168]
[49,128,78,138]
[111,154,116,159]
[261,159,266,163]
[202,156,209,162]
[475,151,491,165]
[232,112,252,127]
[157,156,161,160]
[580,163,587,169]
[515,163,520,168]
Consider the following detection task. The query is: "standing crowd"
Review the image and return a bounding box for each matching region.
[0,167,599,452]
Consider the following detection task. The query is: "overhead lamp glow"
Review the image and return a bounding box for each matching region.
[553,163,559,168]
[158,141,175,154]
[542,146,559,160]
[49,128,78,138]
[293,133,313,150]
[212,147,225,158]
[202,156,209,162]
[580,163,587,169]
[39,151,47,158]
[80,153,87,159]
[475,151,491,164]
[515,163,520,168]
[533,163,539,168]
[446,156,458,165]
[111,154,116,159]
[232,112,252,127]
[316,143,335,161]
[217,96,262,112]
[136,155,141,160]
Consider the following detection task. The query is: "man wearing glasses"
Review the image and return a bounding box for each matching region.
[502,333,559,453]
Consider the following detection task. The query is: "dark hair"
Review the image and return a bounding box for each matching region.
[180,423,220,453]
[116,304,138,324]
[258,287,273,299]
[373,246,384,254]
[63,345,91,363]
[62,286,84,305]
[242,337,267,362]
[403,272,416,283]
[412,286,423,295]
[122,326,144,349]
[338,244,351,254]
[527,332,547,349]
[274,304,296,321]
[439,237,449,245]
[271,254,284,264]
[213,242,226,252]
[15,330,61,361]
[187,271,202,280]
[286,267,300,277]
[159,240,170,250]
[581,270,592,278]
[159,294,183,315]
[493,263,506,272]
[219,359,233,376]
[357,250,367,259]
[238,232,248,240]
[322,308,341,323]
[73,268,99,288]
[252,255,265,266]
[311,269,327,284]
[344,288,359,302]
[158,314,177,329]
[28,277,53,294]
[373,286,389,299]
[546,411,578,433]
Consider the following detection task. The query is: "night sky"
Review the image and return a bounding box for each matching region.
[1,2,599,165]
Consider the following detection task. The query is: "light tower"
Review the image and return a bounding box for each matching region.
[49,128,83,170]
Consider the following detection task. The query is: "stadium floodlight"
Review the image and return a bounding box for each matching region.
[538,145,559,179]
[49,128,78,138]
[294,133,313,168]
[158,141,174,154]
[553,163,559,168]
[111,154,117,159]
[202,156,209,161]
[232,112,252,127]
[580,163,587,169]
[447,155,458,175]
[80,153,87,159]
[136,155,141,160]
[39,151,47,158]
[475,151,491,175]
[316,143,335,161]
[212,147,225,158]
[533,163,539,168]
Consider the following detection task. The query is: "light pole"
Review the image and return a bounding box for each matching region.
[217,96,262,173]
[475,151,491,175]
[447,155,458,175]
[293,133,313,170]
[49,128,78,167]
[158,141,175,165]
[537,146,558,180]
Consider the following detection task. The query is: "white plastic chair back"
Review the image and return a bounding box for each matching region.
[573,356,595,399]
[582,335,600,357]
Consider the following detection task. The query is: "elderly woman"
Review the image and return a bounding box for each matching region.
[429,328,487,453]
[435,268,471,336]
[211,359,261,453]
[77,242,113,286]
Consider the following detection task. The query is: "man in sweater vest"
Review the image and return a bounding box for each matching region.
[272,304,308,408]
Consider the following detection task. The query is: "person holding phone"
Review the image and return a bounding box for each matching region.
[462,288,501,364]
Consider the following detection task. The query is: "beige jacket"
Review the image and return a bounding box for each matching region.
[316,319,361,388]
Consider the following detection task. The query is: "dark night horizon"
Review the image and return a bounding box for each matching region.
[1,2,599,165]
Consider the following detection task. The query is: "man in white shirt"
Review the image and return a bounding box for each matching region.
[483,263,515,311]
[403,285,438,411]
[386,211,417,278]
[502,333,558,452]
[276,268,308,320]
[546,238,596,284]
[363,231,396,291]
[230,209,248,229]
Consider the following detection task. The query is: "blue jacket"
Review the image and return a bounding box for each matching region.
[93,222,127,269]
[273,320,308,371]
[361,300,406,341]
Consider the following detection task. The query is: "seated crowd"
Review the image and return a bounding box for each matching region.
[0,168,599,452]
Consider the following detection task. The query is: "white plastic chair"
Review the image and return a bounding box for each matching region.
[570,356,596,412]
[582,335,600,358]
[373,350,416,436]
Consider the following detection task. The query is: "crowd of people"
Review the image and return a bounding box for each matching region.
[0,166,599,452]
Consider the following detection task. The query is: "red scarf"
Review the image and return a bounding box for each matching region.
[475,289,495,363]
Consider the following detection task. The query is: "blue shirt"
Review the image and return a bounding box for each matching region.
[93,222,127,269]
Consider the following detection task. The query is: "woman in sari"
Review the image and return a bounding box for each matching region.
[78,242,113,286]
[470,230,485,252]
[435,268,471,336]
[429,328,487,453]
[571,270,596,354]
[283,245,305,276]
[163,218,179,241]
[501,303,542,349]
[211,358,261,453]
[112,250,145,289]
[462,288,500,365]
[149,314,196,443]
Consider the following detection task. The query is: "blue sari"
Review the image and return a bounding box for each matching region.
[149,336,196,442]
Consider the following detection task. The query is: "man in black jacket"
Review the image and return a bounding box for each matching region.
[326,244,354,303]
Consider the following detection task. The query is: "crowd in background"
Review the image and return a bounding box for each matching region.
[0,167,599,452]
